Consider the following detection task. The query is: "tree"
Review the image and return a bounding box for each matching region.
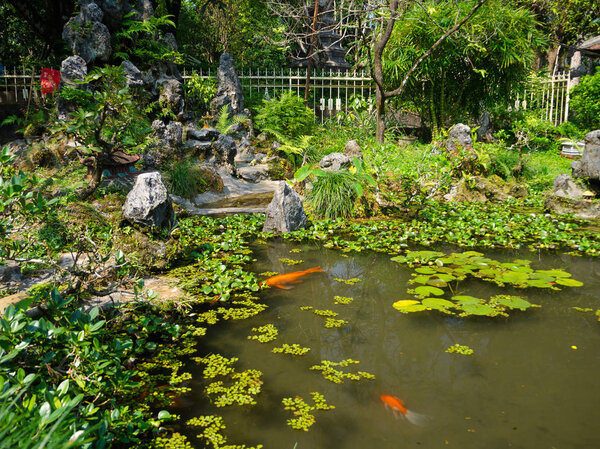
[53,66,151,199]
[362,0,487,143]
[384,0,545,136]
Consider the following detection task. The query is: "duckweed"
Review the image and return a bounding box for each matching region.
[300,306,313,311]
[248,324,279,343]
[197,354,238,379]
[282,392,335,431]
[272,343,311,356]
[279,258,303,266]
[205,369,263,407]
[187,415,263,449]
[310,359,375,384]
[311,309,338,317]
[333,277,362,285]
[446,344,474,355]
[333,295,354,304]
[324,318,349,328]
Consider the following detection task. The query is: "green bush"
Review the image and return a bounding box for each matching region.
[184,73,216,113]
[254,92,315,139]
[166,160,207,198]
[570,70,600,131]
[309,170,357,219]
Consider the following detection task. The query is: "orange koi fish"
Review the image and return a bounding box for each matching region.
[263,267,324,289]
[380,394,427,426]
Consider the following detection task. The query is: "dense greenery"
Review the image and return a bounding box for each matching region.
[570,71,600,131]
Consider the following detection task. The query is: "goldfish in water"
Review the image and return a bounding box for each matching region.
[263,267,324,289]
[380,394,427,426]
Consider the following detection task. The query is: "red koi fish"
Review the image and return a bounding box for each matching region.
[263,267,324,289]
[380,394,427,426]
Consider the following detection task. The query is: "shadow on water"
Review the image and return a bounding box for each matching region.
[178,240,600,449]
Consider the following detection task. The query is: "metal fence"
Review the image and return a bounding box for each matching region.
[0,67,40,105]
[0,66,571,125]
[515,72,571,125]
[181,67,374,122]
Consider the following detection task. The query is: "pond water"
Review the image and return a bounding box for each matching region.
[179,241,600,449]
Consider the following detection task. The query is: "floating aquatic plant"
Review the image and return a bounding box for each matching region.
[310,359,375,384]
[334,277,361,285]
[572,307,600,321]
[311,309,338,317]
[272,343,311,356]
[197,354,238,379]
[333,295,354,304]
[324,318,349,328]
[187,415,263,449]
[446,344,474,355]
[247,324,279,343]
[259,271,279,277]
[205,369,263,407]
[300,306,313,311]
[279,257,303,266]
[289,248,303,253]
[282,392,335,431]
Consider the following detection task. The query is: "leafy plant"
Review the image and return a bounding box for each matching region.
[446,344,474,355]
[215,105,250,135]
[184,73,217,112]
[165,159,208,198]
[254,92,315,139]
[282,393,335,431]
[570,70,600,131]
[309,359,375,384]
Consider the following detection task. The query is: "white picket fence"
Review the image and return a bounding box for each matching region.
[514,71,571,125]
[0,66,571,126]
[181,67,374,122]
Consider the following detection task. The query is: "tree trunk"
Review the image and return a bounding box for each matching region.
[376,84,386,143]
[78,160,103,200]
[304,0,320,101]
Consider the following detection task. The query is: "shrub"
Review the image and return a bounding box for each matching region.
[184,72,216,113]
[254,92,315,139]
[570,70,600,131]
[309,170,357,219]
[165,160,208,198]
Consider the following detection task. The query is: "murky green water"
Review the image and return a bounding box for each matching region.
[180,241,600,449]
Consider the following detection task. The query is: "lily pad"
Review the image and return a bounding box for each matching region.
[452,295,482,305]
[555,278,583,287]
[427,278,448,288]
[392,301,428,313]
[415,286,445,297]
[415,267,437,274]
[495,296,532,310]
[392,300,420,309]
[461,303,497,316]
[422,297,454,310]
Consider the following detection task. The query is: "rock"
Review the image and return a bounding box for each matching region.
[60,56,88,87]
[94,0,132,31]
[210,53,244,118]
[476,111,493,143]
[574,130,600,180]
[186,127,220,142]
[121,60,143,88]
[183,140,213,158]
[446,123,473,155]
[152,120,183,149]
[252,153,267,164]
[122,172,176,230]
[272,141,282,151]
[213,134,237,175]
[343,140,363,160]
[262,182,308,233]
[235,144,256,163]
[256,133,268,143]
[57,56,88,120]
[157,77,184,117]
[0,261,21,284]
[551,174,584,200]
[509,183,529,198]
[62,4,111,64]
[319,152,352,171]
[238,164,270,183]
[443,176,507,203]
[544,195,600,220]
[133,0,154,21]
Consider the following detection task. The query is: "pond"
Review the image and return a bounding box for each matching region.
[179,241,600,449]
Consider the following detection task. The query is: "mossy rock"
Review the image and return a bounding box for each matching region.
[267,156,294,180]
[115,227,182,271]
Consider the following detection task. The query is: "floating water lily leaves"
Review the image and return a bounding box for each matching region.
[393,300,428,313]
[422,297,454,310]
[555,278,584,287]
[460,303,498,316]
[494,295,532,310]
[415,286,444,296]
[452,295,481,305]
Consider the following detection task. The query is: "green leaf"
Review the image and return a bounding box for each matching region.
[496,296,532,310]
[414,286,445,296]
[422,297,454,310]
[461,303,497,316]
[158,410,171,420]
[393,300,420,310]
[452,295,481,304]
[555,278,583,287]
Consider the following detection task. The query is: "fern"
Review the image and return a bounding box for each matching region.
[216,105,249,135]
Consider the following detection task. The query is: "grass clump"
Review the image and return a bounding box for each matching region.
[308,170,357,219]
[165,160,209,199]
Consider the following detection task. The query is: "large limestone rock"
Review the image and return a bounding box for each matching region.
[62,2,111,64]
[551,174,584,200]
[56,56,88,120]
[572,130,600,180]
[152,120,183,149]
[262,183,307,233]
[446,123,473,155]
[213,134,237,175]
[343,140,363,160]
[210,53,244,117]
[122,172,175,229]
[157,77,185,117]
[121,60,143,88]
[319,152,352,171]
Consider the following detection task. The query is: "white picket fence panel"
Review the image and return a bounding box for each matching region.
[0,66,40,105]
[181,67,374,123]
[514,72,571,125]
